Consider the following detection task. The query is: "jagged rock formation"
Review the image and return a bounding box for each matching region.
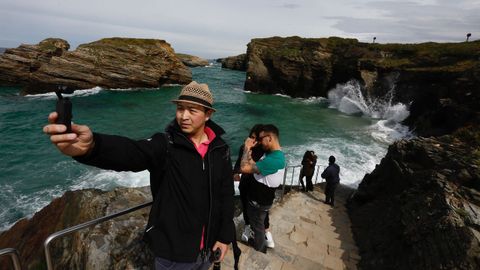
[0,38,192,95]
[0,48,6,54]
[243,36,480,136]
[243,36,362,97]
[0,187,153,270]
[0,38,70,87]
[348,127,480,270]
[220,54,246,71]
[176,53,209,67]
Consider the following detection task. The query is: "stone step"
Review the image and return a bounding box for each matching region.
[221,187,360,270]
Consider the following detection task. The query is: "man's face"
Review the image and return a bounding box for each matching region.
[258,131,271,151]
[175,102,212,135]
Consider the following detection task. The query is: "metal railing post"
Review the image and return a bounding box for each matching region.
[314,165,320,184]
[44,201,152,270]
[290,167,295,187]
[0,248,22,270]
[280,166,288,202]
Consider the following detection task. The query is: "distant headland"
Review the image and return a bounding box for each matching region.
[0,38,197,95]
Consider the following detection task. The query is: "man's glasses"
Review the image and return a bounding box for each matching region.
[257,134,270,141]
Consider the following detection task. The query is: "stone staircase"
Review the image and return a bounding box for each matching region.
[222,186,360,270]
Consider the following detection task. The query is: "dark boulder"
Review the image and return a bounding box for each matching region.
[220,54,247,71]
[348,128,480,270]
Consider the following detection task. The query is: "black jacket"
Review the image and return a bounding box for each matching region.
[321,163,340,184]
[75,120,234,262]
[301,151,317,177]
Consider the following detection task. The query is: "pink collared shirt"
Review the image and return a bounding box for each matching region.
[190,126,216,158]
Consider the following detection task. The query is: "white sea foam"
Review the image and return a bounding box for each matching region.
[274,93,292,98]
[296,96,327,104]
[282,136,386,188]
[72,169,150,191]
[327,80,412,144]
[25,86,103,99]
[0,168,150,231]
[0,183,65,231]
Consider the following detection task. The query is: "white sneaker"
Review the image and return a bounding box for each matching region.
[265,231,275,248]
[241,225,254,242]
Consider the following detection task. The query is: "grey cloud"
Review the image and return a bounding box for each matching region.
[330,1,479,42]
[280,3,301,9]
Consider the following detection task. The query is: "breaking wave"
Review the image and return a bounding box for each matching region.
[327,80,413,144]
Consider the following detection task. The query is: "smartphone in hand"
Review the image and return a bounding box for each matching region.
[55,86,73,133]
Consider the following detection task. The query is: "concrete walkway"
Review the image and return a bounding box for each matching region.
[221,186,360,270]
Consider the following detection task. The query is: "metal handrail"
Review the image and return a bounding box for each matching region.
[44,201,153,270]
[35,164,324,268]
[279,164,324,201]
[0,248,22,270]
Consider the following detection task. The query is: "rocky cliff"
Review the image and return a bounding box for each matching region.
[0,187,153,270]
[0,38,192,95]
[242,36,480,136]
[220,54,246,71]
[348,127,480,270]
[176,53,209,67]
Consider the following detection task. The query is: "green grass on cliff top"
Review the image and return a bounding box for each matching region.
[249,37,479,69]
[78,37,171,48]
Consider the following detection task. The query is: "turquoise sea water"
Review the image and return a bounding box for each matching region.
[0,62,410,230]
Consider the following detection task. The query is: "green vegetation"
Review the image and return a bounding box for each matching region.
[77,37,170,51]
[248,36,480,73]
[365,40,480,69]
[38,38,69,52]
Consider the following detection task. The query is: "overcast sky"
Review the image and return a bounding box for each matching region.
[0,0,478,58]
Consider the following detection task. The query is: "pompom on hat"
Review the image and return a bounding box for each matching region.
[172,81,215,111]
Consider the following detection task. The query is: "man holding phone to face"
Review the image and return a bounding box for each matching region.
[239,124,285,253]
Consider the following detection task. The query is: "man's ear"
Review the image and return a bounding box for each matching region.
[205,109,214,121]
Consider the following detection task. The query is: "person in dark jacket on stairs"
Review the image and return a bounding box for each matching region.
[299,150,317,192]
[43,81,235,270]
[321,155,340,206]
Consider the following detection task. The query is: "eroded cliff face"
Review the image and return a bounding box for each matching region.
[348,127,480,270]
[0,187,153,270]
[242,36,480,136]
[0,38,192,95]
[0,38,70,87]
[220,54,247,71]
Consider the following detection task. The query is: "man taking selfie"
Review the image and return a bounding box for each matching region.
[44,81,234,270]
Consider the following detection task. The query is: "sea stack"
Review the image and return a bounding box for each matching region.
[0,37,192,95]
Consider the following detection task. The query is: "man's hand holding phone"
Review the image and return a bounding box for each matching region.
[43,112,94,157]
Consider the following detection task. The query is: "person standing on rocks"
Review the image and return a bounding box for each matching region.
[321,156,341,206]
[233,124,275,248]
[240,124,285,253]
[43,81,234,270]
[299,150,317,192]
